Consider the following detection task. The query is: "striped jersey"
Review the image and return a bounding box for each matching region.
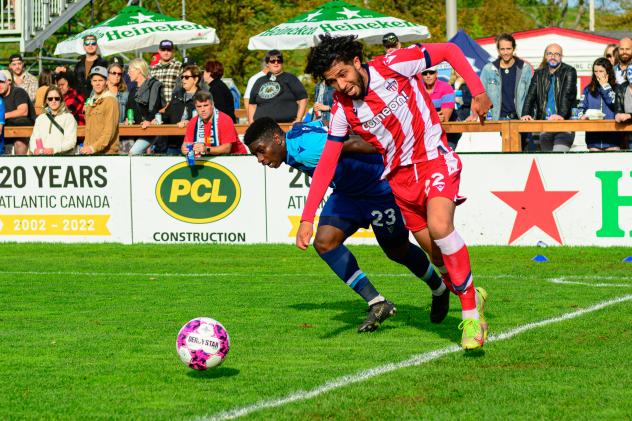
[328,44,450,177]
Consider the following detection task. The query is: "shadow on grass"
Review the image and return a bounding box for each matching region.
[289,299,466,344]
[186,366,240,379]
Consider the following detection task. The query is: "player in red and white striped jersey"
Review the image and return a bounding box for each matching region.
[298,35,493,351]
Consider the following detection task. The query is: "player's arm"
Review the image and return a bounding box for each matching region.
[343,135,379,154]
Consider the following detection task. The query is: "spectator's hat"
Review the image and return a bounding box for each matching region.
[382,32,399,48]
[9,53,23,63]
[0,71,8,82]
[159,40,174,50]
[89,66,108,80]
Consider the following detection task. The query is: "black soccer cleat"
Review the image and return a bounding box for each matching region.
[357,300,397,332]
[430,287,450,324]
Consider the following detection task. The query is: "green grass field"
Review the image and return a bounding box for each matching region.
[1,243,631,420]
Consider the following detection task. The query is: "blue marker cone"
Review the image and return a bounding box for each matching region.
[532,255,549,263]
[623,256,632,263]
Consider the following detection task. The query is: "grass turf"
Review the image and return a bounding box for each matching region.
[0,244,630,420]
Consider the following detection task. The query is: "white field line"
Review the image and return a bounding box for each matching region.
[195,293,632,421]
[549,278,632,288]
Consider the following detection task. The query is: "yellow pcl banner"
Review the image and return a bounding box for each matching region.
[287,216,375,238]
[0,215,111,236]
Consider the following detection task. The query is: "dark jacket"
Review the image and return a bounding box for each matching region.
[163,87,195,124]
[614,82,631,114]
[74,55,109,97]
[521,62,577,120]
[208,79,236,122]
[126,77,164,123]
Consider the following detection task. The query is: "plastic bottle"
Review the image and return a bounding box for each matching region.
[186,144,195,167]
[126,109,134,125]
[486,109,493,121]
[546,109,552,120]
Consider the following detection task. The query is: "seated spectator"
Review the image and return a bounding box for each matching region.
[55,71,85,125]
[9,54,37,102]
[203,60,236,122]
[81,67,119,155]
[125,58,163,155]
[107,62,129,123]
[0,70,35,155]
[422,67,460,149]
[248,50,308,124]
[34,68,54,116]
[180,90,247,156]
[578,58,618,151]
[29,85,77,155]
[615,66,632,149]
[162,65,200,154]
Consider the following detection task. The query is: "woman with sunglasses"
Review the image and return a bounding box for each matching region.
[106,63,129,123]
[162,65,200,154]
[29,86,77,155]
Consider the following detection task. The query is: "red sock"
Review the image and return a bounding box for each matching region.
[437,267,457,294]
[434,231,478,318]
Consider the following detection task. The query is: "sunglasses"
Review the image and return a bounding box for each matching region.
[268,59,283,64]
[109,71,122,76]
[421,70,437,75]
[84,41,97,46]
[182,75,195,80]
[47,96,61,102]
[606,54,613,58]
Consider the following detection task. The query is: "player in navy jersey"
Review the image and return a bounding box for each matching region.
[299,35,493,350]
[244,117,450,332]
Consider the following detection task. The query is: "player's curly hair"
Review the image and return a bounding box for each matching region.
[305,34,364,82]
[243,117,284,147]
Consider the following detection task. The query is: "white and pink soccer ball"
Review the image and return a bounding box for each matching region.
[176,317,230,370]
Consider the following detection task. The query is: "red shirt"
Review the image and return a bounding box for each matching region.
[183,110,247,154]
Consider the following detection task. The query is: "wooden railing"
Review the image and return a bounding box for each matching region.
[5,120,632,152]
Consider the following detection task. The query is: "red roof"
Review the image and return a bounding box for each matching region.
[477,27,619,45]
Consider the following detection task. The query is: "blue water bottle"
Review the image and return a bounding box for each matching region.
[546,109,552,120]
[186,144,195,167]
[486,109,493,121]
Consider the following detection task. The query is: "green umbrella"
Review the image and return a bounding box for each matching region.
[54,5,218,56]
[248,0,429,50]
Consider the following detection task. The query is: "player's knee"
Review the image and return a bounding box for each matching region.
[313,234,338,255]
[428,219,454,240]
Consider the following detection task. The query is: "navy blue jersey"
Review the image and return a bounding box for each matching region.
[285,121,391,197]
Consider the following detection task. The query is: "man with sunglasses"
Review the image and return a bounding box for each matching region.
[150,40,182,105]
[248,50,308,124]
[74,34,109,97]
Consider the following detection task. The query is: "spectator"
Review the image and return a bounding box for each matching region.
[74,34,109,97]
[181,90,247,156]
[480,33,533,121]
[614,66,632,149]
[312,79,335,125]
[453,76,473,122]
[422,67,460,149]
[126,58,163,155]
[614,37,632,84]
[55,71,85,125]
[578,57,619,151]
[162,65,201,154]
[107,63,129,123]
[0,70,35,155]
[34,68,54,116]
[8,54,37,102]
[29,85,77,155]
[521,43,577,152]
[382,32,401,54]
[82,66,119,155]
[150,40,182,105]
[248,50,308,124]
[202,60,236,122]
[604,43,618,67]
[244,58,268,108]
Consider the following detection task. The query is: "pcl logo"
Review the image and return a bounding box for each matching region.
[155,161,241,224]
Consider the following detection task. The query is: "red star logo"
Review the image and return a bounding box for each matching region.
[492,160,578,245]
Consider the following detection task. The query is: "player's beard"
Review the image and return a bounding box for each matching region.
[347,67,367,100]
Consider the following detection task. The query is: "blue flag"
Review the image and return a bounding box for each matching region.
[448,29,492,75]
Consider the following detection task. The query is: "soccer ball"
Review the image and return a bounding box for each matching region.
[176,317,230,370]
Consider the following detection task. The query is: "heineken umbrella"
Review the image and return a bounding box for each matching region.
[54,5,219,56]
[248,0,429,50]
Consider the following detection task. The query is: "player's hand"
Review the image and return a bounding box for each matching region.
[296,221,314,250]
[471,92,492,124]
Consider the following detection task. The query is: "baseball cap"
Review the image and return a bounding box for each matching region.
[9,53,23,63]
[0,71,8,82]
[89,66,108,80]
[159,40,174,50]
[382,32,399,48]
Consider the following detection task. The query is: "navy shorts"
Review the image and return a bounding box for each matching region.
[319,192,409,247]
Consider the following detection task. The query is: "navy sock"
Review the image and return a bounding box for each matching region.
[319,244,380,303]
[395,242,442,290]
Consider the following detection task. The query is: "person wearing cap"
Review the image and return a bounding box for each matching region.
[29,85,77,155]
[150,40,182,104]
[382,32,401,54]
[421,66,461,149]
[8,54,38,102]
[82,66,119,155]
[248,50,308,124]
[74,34,109,97]
[0,70,36,155]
